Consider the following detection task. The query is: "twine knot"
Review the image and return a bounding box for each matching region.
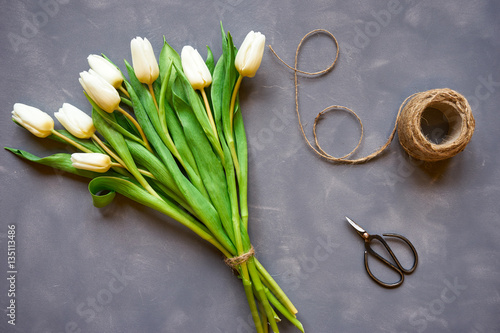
[225,246,255,269]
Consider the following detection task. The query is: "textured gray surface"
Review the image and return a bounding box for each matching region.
[1,0,499,332]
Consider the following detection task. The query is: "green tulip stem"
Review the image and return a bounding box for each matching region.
[255,258,298,316]
[120,97,133,107]
[257,300,270,333]
[227,75,243,181]
[157,66,186,169]
[241,263,264,333]
[110,162,154,179]
[148,83,159,112]
[200,88,218,141]
[248,258,279,333]
[50,130,93,153]
[118,85,130,98]
[263,286,304,333]
[116,106,153,152]
[146,79,192,185]
[92,134,159,198]
[229,75,243,132]
[92,134,128,168]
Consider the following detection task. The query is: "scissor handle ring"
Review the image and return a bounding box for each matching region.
[363,249,404,288]
[381,233,418,274]
[364,233,418,288]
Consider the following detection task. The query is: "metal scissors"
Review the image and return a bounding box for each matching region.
[346,216,418,288]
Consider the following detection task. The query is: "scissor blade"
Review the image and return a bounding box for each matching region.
[345,216,366,234]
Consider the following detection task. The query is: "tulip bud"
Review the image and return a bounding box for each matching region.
[87,54,123,88]
[54,103,95,139]
[181,45,212,90]
[71,153,112,173]
[130,37,159,85]
[12,103,54,138]
[79,69,121,113]
[235,31,266,78]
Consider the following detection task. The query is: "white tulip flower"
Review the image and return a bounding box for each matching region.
[181,45,212,90]
[79,69,121,113]
[87,55,123,88]
[235,31,266,78]
[12,103,54,138]
[71,153,112,173]
[54,103,95,139]
[130,37,159,85]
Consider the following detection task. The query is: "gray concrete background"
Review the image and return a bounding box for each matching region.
[1,0,499,332]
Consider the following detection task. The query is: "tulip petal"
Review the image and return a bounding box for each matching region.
[12,103,54,138]
[181,45,212,90]
[71,153,111,173]
[55,103,95,139]
[143,38,160,82]
[79,70,120,113]
[88,54,123,88]
[235,31,266,78]
[131,37,159,84]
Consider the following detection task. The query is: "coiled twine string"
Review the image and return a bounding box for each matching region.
[268,29,475,163]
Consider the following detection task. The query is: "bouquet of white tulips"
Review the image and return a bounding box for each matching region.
[6,25,304,333]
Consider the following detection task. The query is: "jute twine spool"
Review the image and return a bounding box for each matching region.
[397,88,475,162]
[269,29,475,163]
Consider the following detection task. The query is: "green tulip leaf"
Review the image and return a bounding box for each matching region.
[91,108,146,187]
[123,78,234,253]
[172,62,224,159]
[159,38,182,80]
[4,148,118,179]
[125,139,184,203]
[90,186,116,208]
[124,59,201,180]
[88,176,213,244]
[220,27,239,143]
[123,74,208,199]
[163,97,200,175]
[124,60,158,120]
[205,46,215,74]
[173,92,234,243]
[211,54,225,131]
[233,101,249,227]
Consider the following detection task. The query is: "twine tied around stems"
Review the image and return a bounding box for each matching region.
[268,29,475,163]
[225,245,255,269]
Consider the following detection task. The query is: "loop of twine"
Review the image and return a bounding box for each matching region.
[268,29,475,163]
[225,246,255,268]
